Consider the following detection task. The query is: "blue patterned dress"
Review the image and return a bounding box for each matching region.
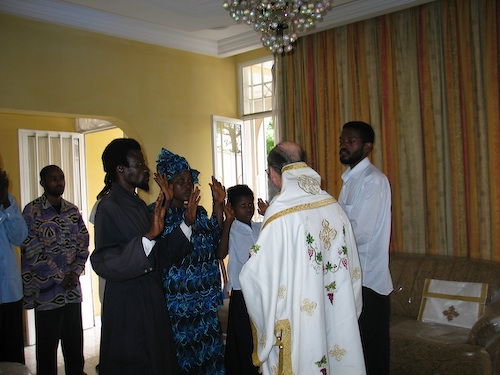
[160,205,225,375]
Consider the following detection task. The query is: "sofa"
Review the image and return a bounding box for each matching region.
[389,252,500,375]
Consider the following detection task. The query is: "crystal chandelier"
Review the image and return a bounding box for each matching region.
[222,0,331,53]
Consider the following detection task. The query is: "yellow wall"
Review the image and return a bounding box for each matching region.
[0,12,270,207]
[85,128,124,315]
[234,49,271,65]
[0,12,271,319]
[85,128,125,218]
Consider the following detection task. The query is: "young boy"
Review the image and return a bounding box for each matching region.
[217,185,264,375]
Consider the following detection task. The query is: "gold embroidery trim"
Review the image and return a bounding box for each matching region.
[319,219,337,250]
[297,175,321,195]
[249,318,263,368]
[282,162,308,172]
[352,267,361,280]
[274,319,292,375]
[423,291,486,303]
[262,198,337,230]
[278,285,287,300]
[329,344,347,361]
[300,299,317,316]
[422,278,488,303]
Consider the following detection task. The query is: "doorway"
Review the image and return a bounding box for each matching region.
[17,123,123,345]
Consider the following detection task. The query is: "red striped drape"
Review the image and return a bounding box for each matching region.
[276,0,500,260]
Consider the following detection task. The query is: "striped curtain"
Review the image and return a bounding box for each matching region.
[276,0,500,260]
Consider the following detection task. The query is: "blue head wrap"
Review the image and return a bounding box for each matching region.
[156,148,199,183]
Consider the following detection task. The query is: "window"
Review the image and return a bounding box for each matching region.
[212,57,274,216]
[241,59,274,116]
[212,116,244,187]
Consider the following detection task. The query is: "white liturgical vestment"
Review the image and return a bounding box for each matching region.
[240,162,366,375]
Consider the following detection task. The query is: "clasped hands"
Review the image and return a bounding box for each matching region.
[61,272,79,290]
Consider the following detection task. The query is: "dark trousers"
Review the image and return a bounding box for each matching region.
[35,303,84,375]
[224,290,259,375]
[359,287,390,375]
[0,299,25,364]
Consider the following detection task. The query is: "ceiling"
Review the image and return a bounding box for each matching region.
[0,0,434,57]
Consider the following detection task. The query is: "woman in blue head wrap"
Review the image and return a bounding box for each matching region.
[155,148,226,375]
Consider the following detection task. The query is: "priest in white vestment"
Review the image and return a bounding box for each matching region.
[240,141,366,375]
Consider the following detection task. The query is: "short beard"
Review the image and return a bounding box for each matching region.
[267,177,280,201]
[340,150,363,166]
[137,181,150,192]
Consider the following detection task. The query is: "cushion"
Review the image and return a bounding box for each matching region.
[418,278,488,329]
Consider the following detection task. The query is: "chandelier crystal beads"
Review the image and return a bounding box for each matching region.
[223,0,331,53]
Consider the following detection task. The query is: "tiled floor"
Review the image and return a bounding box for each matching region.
[24,323,101,375]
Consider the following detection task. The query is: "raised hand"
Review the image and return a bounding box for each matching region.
[257,198,269,216]
[185,186,201,226]
[209,176,226,204]
[145,192,167,240]
[223,201,235,223]
[215,200,235,260]
[209,177,225,227]
[154,172,173,203]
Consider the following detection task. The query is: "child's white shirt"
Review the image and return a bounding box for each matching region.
[227,219,262,291]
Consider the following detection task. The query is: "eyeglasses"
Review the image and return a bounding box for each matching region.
[265,168,270,177]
